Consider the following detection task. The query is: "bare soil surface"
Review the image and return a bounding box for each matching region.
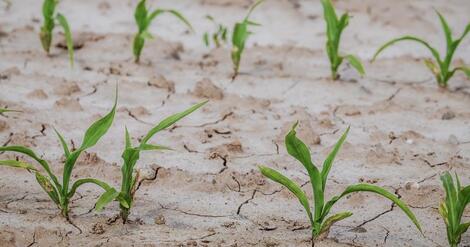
[1,0,470,246]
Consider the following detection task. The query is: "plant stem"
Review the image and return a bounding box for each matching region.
[120,206,130,224]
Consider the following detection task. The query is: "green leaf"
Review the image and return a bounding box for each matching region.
[285,122,324,221]
[146,9,193,32]
[95,188,120,211]
[56,13,74,67]
[0,160,37,171]
[134,0,148,31]
[140,101,207,145]
[35,172,60,205]
[435,10,453,51]
[79,89,118,150]
[320,0,338,43]
[319,211,353,236]
[323,183,422,234]
[344,55,365,76]
[441,172,458,229]
[453,67,470,78]
[139,143,173,151]
[244,0,265,20]
[203,32,210,47]
[0,146,60,189]
[125,127,132,149]
[0,109,21,114]
[68,178,113,198]
[372,36,442,66]
[53,128,70,158]
[259,166,313,225]
[320,127,349,190]
[457,222,470,237]
[424,59,440,77]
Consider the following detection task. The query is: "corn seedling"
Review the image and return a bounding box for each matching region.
[439,172,470,247]
[203,15,228,48]
[40,0,74,66]
[320,0,365,80]
[133,0,193,63]
[372,11,470,88]
[231,0,265,80]
[0,91,118,219]
[259,123,422,245]
[94,101,207,223]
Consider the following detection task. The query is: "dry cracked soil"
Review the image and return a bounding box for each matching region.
[0,0,470,246]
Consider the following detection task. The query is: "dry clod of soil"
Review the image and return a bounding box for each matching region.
[148,75,176,93]
[0,120,9,132]
[27,89,48,99]
[53,82,81,96]
[54,97,83,111]
[193,78,224,100]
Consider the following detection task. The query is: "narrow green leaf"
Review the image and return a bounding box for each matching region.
[79,88,118,150]
[0,160,37,171]
[53,128,70,158]
[324,184,422,233]
[95,188,120,211]
[139,143,173,151]
[320,0,339,43]
[0,109,21,114]
[457,222,470,236]
[68,178,113,198]
[35,172,60,205]
[134,0,148,31]
[372,36,441,65]
[424,59,440,77]
[140,101,207,145]
[0,146,60,189]
[285,122,324,221]
[203,32,210,47]
[259,166,313,225]
[244,0,265,20]
[453,67,470,78]
[435,10,453,51]
[125,127,132,149]
[56,13,74,67]
[319,211,353,236]
[320,127,349,190]
[344,55,365,75]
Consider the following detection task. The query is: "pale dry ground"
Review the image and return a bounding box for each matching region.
[0,0,470,246]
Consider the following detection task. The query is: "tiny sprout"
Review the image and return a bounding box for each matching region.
[40,0,74,66]
[320,0,365,80]
[372,10,470,88]
[259,123,422,245]
[231,0,265,81]
[133,0,193,63]
[203,15,228,48]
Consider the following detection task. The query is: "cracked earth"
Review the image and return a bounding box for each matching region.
[1,0,470,246]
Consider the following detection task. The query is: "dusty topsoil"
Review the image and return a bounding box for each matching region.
[1,0,470,246]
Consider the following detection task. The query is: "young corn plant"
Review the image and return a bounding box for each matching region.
[231,0,265,81]
[40,0,74,66]
[439,172,470,247]
[372,11,470,88]
[321,0,365,80]
[94,101,208,223]
[259,123,422,245]
[0,92,118,219]
[203,15,228,48]
[133,0,193,63]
